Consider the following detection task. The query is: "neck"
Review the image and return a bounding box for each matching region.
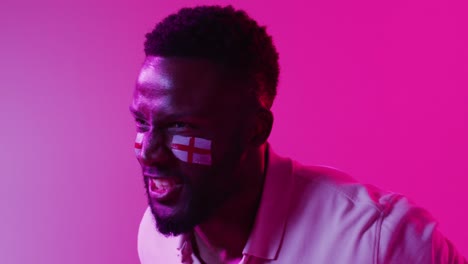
[194,144,267,263]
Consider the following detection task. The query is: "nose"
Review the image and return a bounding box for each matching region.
[137,130,174,167]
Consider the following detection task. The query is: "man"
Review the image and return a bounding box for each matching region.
[130,5,466,264]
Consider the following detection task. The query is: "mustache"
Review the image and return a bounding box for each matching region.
[141,166,184,178]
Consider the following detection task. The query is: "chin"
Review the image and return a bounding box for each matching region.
[147,190,200,236]
[151,193,225,237]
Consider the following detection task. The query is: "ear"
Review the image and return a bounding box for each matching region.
[250,108,273,147]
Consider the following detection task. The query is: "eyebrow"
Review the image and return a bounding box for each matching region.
[129,105,211,125]
[129,105,191,120]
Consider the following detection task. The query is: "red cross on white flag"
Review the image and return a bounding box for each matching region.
[134,133,144,155]
[171,135,212,165]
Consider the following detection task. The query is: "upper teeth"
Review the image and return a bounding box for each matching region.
[152,178,172,189]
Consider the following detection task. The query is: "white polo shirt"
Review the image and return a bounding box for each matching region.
[138,147,467,263]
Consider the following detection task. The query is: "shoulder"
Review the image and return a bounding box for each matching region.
[137,207,180,264]
[287,161,466,263]
[291,162,398,213]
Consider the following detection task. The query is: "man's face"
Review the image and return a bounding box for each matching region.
[130,56,252,236]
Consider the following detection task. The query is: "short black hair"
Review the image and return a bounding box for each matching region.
[144,5,279,109]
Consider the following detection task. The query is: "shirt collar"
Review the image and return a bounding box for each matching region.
[241,145,294,260]
[177,233,195,263]
[176,144,294,262]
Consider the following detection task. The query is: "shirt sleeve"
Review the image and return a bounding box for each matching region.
[377,195,467,264]
[432,228,468,264]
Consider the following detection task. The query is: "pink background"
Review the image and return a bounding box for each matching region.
[1,0,466,263]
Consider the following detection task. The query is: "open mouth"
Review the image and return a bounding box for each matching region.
[148,177,183,203]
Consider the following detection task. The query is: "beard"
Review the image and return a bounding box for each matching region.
[145,181,205,236]
[143,166,236,237]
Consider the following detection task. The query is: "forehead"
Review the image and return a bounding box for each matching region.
[132,56,241,117]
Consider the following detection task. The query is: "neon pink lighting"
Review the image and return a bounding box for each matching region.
[2,0,466,263]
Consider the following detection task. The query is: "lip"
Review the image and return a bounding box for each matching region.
[144,174,183,184]
[145,176,184,204]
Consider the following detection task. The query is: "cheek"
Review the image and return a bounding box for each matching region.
[211,136,246,167]
[211,124,242,151]
[177,162,226,192]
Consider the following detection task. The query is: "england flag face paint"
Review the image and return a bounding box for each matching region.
[135,132,144,156]
[171,135,212,165]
